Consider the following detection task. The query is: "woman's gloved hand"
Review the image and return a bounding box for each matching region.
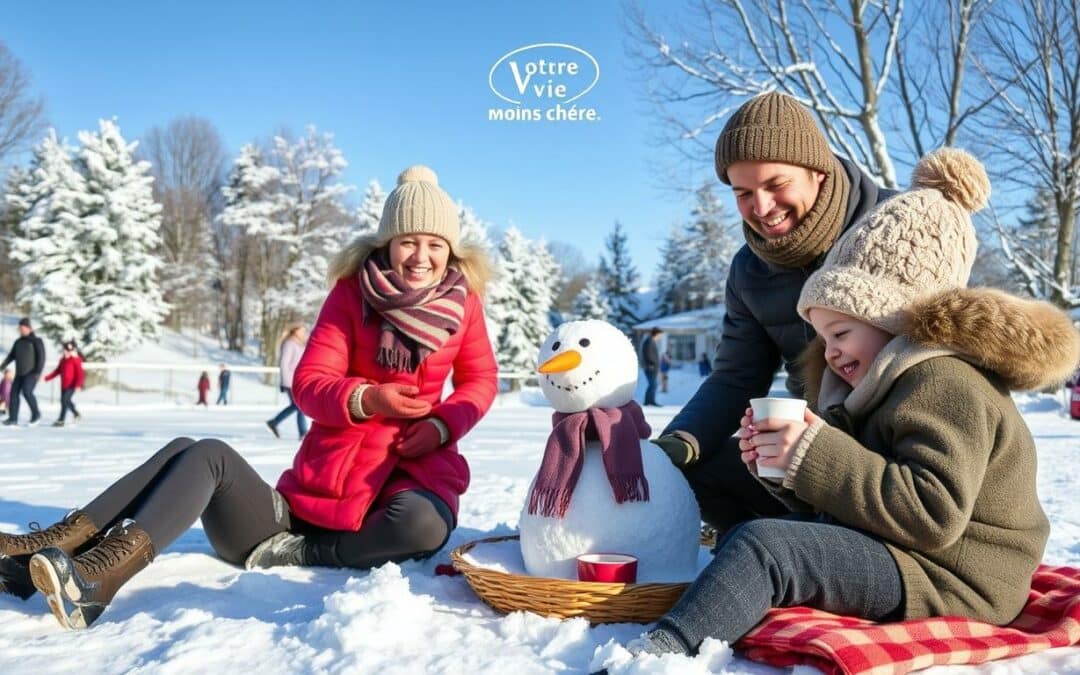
[395,418,448,457]
[356,383,432,419]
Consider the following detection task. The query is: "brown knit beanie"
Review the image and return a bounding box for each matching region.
[714,92,834,184]
[377,165,461,254]
[797,147,991,334]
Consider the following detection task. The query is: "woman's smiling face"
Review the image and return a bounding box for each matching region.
[388,233,450,289]
[808,307,894,388]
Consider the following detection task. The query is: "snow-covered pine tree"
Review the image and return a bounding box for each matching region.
[488,227,554,375]
[1011,190,1061,299]
[74,119,168,360]
[458,202,493,253]
[529,236,557,328]
[569,273,611,321]
[679,182,738,308]
[7,131,89,343]
[653,223,692,316]
[653,183,739,316]
[261,127,352,321]
[597,221,640,334]
[0,166,33,304]
[353,178,385,239]
[220,128,352,359]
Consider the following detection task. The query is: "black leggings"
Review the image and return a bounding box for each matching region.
[82,437,454,568]
[59,388,79,421]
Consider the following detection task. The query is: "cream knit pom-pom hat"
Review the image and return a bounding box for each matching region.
[377,165,461,254]
[797,147,991,333]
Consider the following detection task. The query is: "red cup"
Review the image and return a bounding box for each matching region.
[576,553,638,583]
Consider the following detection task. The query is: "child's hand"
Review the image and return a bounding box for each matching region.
[738,407,819,475]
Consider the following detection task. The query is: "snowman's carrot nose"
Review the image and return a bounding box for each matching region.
[538,350,582,374]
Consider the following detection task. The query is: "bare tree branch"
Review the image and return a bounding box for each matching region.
[0,42,47,165]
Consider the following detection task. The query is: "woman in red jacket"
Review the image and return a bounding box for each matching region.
[0,165,498,631]
[44,341,85,426]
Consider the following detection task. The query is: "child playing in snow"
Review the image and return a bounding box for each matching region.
[44,341,84,426]
[609,149,1080,662]
[196,371,210,406]
[0,368,11,414]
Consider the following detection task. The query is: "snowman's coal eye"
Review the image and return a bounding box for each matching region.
[552,341,561,351]
[578,338,590,347]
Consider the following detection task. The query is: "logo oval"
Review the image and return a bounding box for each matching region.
[488,43,600,106]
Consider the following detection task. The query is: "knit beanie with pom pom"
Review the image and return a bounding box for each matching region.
[377,165,461,254]
[797,147,991,334]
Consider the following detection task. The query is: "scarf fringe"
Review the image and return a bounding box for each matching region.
[527,488,573,518]
[377,345,413,373]
[610,475,650,504]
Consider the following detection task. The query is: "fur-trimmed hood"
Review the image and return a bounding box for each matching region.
[801,287,1080,408]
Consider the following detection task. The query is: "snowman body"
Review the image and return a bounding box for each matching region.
[518,319,702,582]
[519,437,700,581]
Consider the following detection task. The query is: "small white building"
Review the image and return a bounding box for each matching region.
[633,305,725,364]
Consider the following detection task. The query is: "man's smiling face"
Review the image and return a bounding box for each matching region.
[727,160,826,239]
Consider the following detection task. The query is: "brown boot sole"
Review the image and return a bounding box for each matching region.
[28,554,79,630]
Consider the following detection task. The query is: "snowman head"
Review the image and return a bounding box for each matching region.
[536,320,639,413]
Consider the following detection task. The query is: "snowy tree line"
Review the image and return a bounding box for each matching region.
[0,114,686,369]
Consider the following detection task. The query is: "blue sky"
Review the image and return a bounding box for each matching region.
[3,0,718,280]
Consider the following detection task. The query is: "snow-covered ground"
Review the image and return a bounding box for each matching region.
[1,361,1079,674]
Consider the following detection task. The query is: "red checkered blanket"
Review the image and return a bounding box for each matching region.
[736,564,1080,675]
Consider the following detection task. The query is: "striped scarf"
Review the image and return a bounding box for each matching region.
[358,252,469,372]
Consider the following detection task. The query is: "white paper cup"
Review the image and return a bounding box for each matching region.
[749,397,808,480]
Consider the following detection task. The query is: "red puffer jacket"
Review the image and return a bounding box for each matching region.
[44,355,84,390]
[276,276,498,531]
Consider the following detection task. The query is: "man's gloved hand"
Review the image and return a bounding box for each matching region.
[651,434,696,467]
[395,419,444,457]
[359,383,432,419]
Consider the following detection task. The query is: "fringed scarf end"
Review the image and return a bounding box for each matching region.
[526,488,572,518]
[610,475,651,505]
[377,346,414,373]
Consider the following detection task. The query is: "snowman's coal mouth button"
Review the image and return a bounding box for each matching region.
[546,369,603,391]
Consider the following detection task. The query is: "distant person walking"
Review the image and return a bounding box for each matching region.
[0,369,11,415]
[44,341,84,426]
[1,318,45,427]
[266,324,308,439]
[640,327,662,407]
[698,351,711,377]
[1067,366,1080,421]
[197,372,210,407]
[216,364,231,405]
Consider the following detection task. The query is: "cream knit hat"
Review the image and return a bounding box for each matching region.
[377,165,461,254]
[797,148,991,333]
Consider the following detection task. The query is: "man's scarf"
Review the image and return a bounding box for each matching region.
[527,401,652,518]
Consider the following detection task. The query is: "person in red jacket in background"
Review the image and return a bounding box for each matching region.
[1068,365,1080,420]
[44,341,84,427]
[1,165,499,632]
[196,371,211,406]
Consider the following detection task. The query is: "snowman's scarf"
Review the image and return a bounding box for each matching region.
[527,402,652,519]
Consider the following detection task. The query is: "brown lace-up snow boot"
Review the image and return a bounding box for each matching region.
[29,520,155,629]
[0,510,98,600]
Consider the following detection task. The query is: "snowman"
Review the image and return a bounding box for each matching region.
[518,320,700,582]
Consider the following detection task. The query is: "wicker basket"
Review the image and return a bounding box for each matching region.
[450,534,713,624]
